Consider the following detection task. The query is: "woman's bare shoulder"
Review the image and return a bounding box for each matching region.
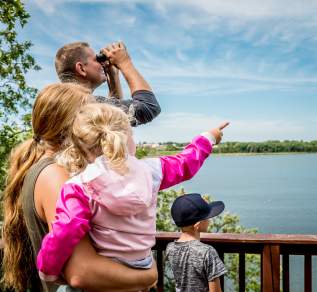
[35,160,70,222]
[37,161,69,184]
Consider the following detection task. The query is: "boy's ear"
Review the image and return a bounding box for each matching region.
[193,222,200,231]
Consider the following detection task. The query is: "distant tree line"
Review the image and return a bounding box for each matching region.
[214,140,317,154]
[136,140,317,158]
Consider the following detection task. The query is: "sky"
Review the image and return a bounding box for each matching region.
[21,0,317,143]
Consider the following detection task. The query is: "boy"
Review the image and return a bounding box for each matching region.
[166,193,227,292]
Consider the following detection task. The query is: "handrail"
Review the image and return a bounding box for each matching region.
[156,232,317,244]
[154,232,317,292]
[0,233,316,291]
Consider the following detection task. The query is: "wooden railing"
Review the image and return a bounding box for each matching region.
[1,234,316,291]
[154,232,317,292]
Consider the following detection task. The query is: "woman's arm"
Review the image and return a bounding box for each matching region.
[64,235,157,292]
[36,162,157,291]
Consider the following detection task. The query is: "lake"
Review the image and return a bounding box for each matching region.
[177,153,317,291]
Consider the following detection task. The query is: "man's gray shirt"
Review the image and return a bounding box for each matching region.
[95,90,160,127]
[166,240,227,292]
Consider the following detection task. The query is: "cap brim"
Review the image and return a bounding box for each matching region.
[206,201,225,219]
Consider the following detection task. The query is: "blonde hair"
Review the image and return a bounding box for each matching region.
[59,103,131,175]
[2,83,91,291]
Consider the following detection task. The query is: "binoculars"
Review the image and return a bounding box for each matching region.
[96,53,109,63]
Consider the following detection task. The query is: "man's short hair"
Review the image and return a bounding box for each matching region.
[55,42,90,82]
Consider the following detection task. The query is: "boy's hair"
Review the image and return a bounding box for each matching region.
[181,225,196,232]
[55,42,90,82]
[58,103,131,175]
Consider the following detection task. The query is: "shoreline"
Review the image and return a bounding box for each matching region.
[147,151,317,157]
[211,151,317,156]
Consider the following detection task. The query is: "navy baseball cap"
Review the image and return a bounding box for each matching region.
[171,193,225,227]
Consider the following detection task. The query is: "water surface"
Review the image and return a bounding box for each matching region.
[177,154,317,291]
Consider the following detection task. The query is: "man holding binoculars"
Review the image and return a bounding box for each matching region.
[55,41,161,126]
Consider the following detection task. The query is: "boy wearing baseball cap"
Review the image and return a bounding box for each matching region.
[166,193,227,292]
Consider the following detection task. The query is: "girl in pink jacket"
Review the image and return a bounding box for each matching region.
[37,103,228,281]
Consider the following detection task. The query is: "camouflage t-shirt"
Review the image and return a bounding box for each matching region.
[166,240,227,292]
[95,90,160,127]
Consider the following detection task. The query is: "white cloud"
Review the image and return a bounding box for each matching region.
[25,66,59,90]
[28,0,317,56]
[139,56,317,90]
[31,0,317,19]
[29,0,63,14]
[181,0,316,19]
[29,43,57,60]
[30,0,148,13]
[133,112,315,143]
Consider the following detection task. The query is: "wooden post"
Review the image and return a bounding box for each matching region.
[282,254,290,292]
[239,253,246,292]
[262,245,280,292]
[304,255,312,292]
[156,249,164,292]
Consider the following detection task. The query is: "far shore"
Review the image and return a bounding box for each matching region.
[211,151,317,156]
[147,151,317,157]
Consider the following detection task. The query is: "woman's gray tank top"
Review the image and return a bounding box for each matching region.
[21,157,60,292]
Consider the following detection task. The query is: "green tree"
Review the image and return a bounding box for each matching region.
[136,147,150,159]
[156,188,260,292]
[0,0,40,191]
[165,144,179,151]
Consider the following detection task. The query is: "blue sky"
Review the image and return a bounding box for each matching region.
[22,0,317,142]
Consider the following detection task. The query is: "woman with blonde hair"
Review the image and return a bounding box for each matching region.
[2,83,157,292]
[35,102,229,281]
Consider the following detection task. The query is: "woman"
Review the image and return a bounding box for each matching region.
[2,83,157,292]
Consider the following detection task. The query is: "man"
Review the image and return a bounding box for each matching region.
[55,41,161,126]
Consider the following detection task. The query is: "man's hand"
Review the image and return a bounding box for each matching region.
[209,121,230,144]
[101,41,152,94]
[101,41,131,70]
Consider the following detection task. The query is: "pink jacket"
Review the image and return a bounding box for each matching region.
[37,134,214,281]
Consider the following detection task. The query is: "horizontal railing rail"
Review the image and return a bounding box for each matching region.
[1,233,316,291]
[154,232,317,292]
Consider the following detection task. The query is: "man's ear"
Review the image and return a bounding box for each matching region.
[75,62,86,77]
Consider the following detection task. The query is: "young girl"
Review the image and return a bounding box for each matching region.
[37,103,229,281]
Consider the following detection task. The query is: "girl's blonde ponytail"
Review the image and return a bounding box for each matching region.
[100,128,129,173]
[60,103,131,175]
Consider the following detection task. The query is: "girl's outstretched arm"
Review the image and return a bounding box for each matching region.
[143,122,229,191]
[159,133,214,190]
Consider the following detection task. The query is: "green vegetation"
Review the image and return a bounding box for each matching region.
[0,0,39,192]
[215,140,317,154]
[156,188,260,292]
[137,140,317,158]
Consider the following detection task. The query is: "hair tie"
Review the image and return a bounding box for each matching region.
[33,135,41,143]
